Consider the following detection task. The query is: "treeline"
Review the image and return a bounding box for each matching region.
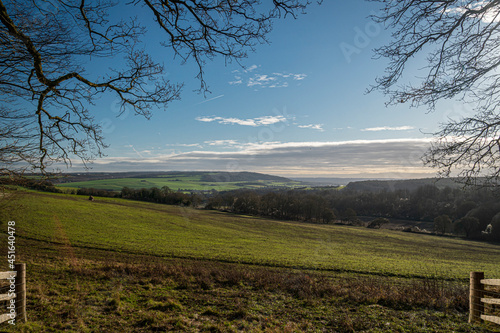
[205,185,500,241]
[0,178,63,193]
[76,186,202,206]
[206,190,337,223]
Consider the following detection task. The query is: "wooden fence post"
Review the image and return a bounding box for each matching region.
[14,263,26,323]
[469,271,484,323]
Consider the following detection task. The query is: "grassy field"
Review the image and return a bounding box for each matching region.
[3,191,500,279]
[56,173,305,192]
[2,237,493,332]
[0,191,499,331]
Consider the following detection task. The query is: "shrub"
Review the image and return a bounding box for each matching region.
[367,218,389,229]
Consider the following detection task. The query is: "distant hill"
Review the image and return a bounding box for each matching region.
[55,171,292,184]
[54,171,303,191]
[292,177,395,186]
[54,171,168,183]
[200,171,291,183]
[344,178,463,192]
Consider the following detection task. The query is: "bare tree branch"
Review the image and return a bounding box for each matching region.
[0,0,312,176]
[370,0,500,186]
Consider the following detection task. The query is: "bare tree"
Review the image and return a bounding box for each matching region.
[370,0,500,186]
[0,0,311,176]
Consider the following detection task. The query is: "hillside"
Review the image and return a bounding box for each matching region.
[55,171,291,184]
[199,171,291,183]
[292,177,394,186]
[3,191,499,279]
[344,178,464,192]
[1,191,499,332]
[54,172,471,193]
[55,171,303,192]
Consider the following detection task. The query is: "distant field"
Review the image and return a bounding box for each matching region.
[3,191,500,281]
[56,173,305,192]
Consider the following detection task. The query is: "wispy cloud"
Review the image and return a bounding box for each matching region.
[244,64,259,72]
[165,143,203,148]
[273,73,307,81]
[361,126,415,132]
[298,124,324,132]
[204,140,239,146]
[230,65,307,89]
[229,79,242,85]
[197,114,324,132]
[248,74,276,87]
[196,115,287,127]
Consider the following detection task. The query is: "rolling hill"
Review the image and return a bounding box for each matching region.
[3,190,499,280]
[1,190,499,331]
[55,171,304,192]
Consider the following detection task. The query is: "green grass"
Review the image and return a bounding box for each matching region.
[2,191,500,280]
[2,237,493,332]
[56,174,305,192]
[1,191,499,332]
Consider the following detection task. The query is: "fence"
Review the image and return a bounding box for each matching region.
[0,263,26,324]
[470,272,500,326]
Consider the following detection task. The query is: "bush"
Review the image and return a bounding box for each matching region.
[367,218,389,229]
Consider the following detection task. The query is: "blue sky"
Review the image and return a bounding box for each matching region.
[78,1,474,178]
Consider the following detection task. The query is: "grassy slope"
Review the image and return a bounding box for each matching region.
[1,237,493,332]
[1,191,499,332]
[3,191,500,280]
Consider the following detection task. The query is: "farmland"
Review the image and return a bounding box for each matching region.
[0,190,499,331]
[55,171,307,192]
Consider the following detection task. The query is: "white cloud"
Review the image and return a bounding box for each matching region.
[248,74,276,87]
[244,64,259,72]
[269,82,289,88]
[165,143,203,148]
[196,116,219,123]
[195,115,287,127]
[446,1,500,23]
[229,66,307,89]
[82,138,436,178]
[298,124,324,132]
[362,126,415,132]
[198,115,329,133]
[293,74,307,81]
[272,72,307,81]
[204,140,239,146]
[253,116,287,125]
[220,118,258,126]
